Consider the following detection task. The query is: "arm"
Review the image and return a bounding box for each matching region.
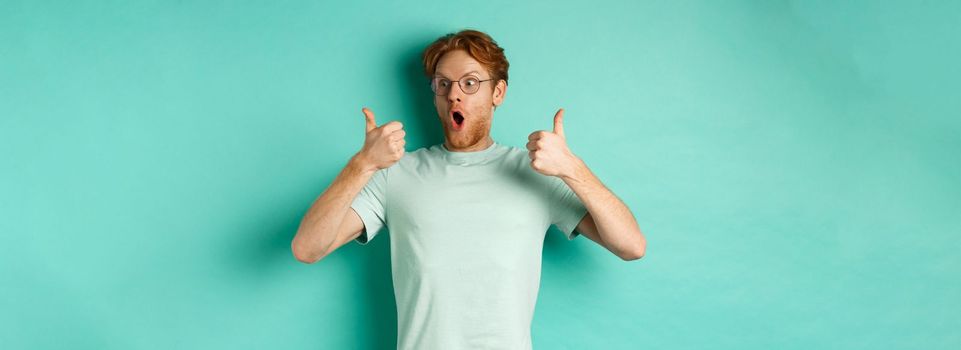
[562,158,646,261]
[291,107,405,264]
[291,154,376,264]
[527,108,646,261]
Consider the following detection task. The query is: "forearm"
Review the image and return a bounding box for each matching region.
[561,157,645,257]
[292,154,376,261]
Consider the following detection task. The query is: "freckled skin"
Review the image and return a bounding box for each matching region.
[433,50,507,152]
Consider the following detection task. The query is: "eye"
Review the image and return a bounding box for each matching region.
[464,77,479,87]
[439,79,452,88]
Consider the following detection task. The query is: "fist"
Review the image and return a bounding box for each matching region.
[357,107,406,171]
[526,108,579,178]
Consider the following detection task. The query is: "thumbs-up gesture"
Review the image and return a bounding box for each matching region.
[526,108,580,178]
[356,107,406,171]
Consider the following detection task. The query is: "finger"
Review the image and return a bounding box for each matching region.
[382,121,404,133]
[553,108,565,138]
[363,107,377,133]
[528,131,542,141]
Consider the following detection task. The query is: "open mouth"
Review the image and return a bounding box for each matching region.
[451,111,465,130]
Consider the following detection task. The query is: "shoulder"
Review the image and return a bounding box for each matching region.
[387,145,438,173]
[499,144,534,168]
[501,144,528,157]
[399,145,435,164]
[498,144,565,186]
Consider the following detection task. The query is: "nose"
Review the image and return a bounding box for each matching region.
[447,82,465,104]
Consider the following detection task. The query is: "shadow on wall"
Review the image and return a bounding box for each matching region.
[224,165,397,349]
[395,31,446,149]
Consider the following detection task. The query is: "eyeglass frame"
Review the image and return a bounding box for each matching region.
[429,74,496,96]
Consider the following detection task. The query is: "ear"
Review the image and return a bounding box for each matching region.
[492,79,507,107]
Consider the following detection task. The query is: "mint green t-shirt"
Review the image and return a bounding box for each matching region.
[350,141,588,350]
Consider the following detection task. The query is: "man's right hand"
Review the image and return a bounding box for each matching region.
[356,107,406,171]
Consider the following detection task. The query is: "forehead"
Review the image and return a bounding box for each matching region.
[435,50,488,77]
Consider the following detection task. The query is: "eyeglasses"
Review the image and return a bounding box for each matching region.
[430,76,494,96]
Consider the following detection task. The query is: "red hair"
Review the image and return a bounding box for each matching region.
[422,29,509,86]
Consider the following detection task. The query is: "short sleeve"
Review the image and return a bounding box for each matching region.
[549,176,588,240]
[350,167,388,245]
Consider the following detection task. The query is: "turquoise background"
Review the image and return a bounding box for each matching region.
[2,1,959,349]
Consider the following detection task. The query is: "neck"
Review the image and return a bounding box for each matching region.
[444,136,494,152]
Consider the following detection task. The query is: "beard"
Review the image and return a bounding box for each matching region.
[441,114,492,150]
[449,127,485,149]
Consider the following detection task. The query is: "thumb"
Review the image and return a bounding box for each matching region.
[553,108,565,138]
[362,107,377,133]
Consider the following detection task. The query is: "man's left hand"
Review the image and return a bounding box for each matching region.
[527,108,582,179]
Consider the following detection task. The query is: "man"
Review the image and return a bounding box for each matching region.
[291,29,646,349]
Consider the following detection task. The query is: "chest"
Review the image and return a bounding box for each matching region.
[385,165,553,241]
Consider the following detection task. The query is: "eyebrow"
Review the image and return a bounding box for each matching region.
[434,70,483,79]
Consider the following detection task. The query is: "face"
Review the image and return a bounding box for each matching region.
[432,50,506,152]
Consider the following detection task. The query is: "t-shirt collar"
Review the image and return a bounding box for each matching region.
[440,141,500,164]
